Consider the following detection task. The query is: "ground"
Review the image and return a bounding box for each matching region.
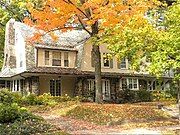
[27,101,180,134]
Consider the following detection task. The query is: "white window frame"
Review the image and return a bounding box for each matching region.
[102,53,110,68]
[45,50,50,65]
[120,78,139,90]
[52,51,61,66]
[120,58,128,69]
[102,79,111,100]
[64,52,69,67]
[87,79,95,92]
[12,80,21,92]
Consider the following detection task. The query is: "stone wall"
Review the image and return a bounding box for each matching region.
[25,44,36,69]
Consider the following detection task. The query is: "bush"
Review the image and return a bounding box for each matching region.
[0,89,15,104]
[0,103,20,123]
[137,90,152,102]
[0,89,23,105]
[151,90,176,101]
[22,94,44,105]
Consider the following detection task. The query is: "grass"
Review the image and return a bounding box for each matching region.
[65,103,175,125]
[26,101,179,130]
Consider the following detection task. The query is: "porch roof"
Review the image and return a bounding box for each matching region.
[0,67,173,79]
[24,67,156,78]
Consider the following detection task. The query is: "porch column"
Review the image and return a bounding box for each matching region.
[31,76,40,95]
[74,77,83,96]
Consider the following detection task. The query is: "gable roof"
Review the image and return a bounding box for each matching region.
[14,21,90,50]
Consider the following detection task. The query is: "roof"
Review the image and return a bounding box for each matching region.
[0,68,16,78]
[20,67,160,78]
[14,21,90,50]
[0,66,173,79]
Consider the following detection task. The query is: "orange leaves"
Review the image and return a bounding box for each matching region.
[25,0,157,39]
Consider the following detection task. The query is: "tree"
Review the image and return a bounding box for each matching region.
[102,0,180,119]
[25,0,155,103]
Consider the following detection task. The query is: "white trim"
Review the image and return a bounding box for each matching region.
[119,78,139,90]
[102,79,111,100]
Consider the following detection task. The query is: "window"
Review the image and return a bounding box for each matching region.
[52,52,61,66]
[120,58,127,69]
[50,80,61,96]
[45,51,49,65]
[120,78,139,90]
[17,80,19,91]
[87,79,95,92]
[103,53,110,67]
[64,52,69,67]
[104,80,110,96]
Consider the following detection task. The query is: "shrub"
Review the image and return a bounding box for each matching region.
[0,103,20,123]
[151,90,176,101]
[22,94,44,105]
[0,89,14,104]
[137,90,152,102]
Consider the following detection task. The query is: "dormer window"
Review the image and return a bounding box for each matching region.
[45,51,49,65]
[64,52,69,67]
[52,52,61,66]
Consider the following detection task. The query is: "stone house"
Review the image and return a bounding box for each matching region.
[0,19,173,101]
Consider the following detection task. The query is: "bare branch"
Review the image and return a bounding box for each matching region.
[77,15,92,35]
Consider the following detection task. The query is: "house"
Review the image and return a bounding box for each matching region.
[0,19,173,101]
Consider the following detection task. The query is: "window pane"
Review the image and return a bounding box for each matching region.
[52,60,61,66]
[50,80,55,96]
[64,52,69,67]
[103,53,110,67]
[120,58,126,69]
[45,51,49,65]
[52,51,61,66]
[53,52,61,59]
[64,52,68,60]
[45,51,49,58]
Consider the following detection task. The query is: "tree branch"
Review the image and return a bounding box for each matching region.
[77,15,92,35]
[62,0,90,19]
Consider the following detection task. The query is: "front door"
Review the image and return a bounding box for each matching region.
[102,79,110,100]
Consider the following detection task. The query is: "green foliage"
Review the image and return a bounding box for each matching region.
[151,90,176,101]
[137,90,152,102]
[0,103,20,123]
[22,93,44,105]
[0,89,22,104]
[116,89,152,103]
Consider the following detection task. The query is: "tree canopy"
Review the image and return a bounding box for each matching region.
[26,0,157,103]
[101,0,180,79]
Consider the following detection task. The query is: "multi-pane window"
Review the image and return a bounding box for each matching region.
[120,58,127,69]
[120,78,138,90]
[128,78,133,89]
[121,78,127,89]
[104,80,110,96]
[64,52,69,67]
[50,80,61,96]
[52,52,61,66]
[103,53,110,67]
[87,79,95,92]
[45,51,50,65]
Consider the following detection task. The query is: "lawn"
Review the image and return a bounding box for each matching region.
[27,101,179,129]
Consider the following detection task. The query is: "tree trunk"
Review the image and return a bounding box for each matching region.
[91,21,103,103]
[93,44,102,103]
[178,79,180,122]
